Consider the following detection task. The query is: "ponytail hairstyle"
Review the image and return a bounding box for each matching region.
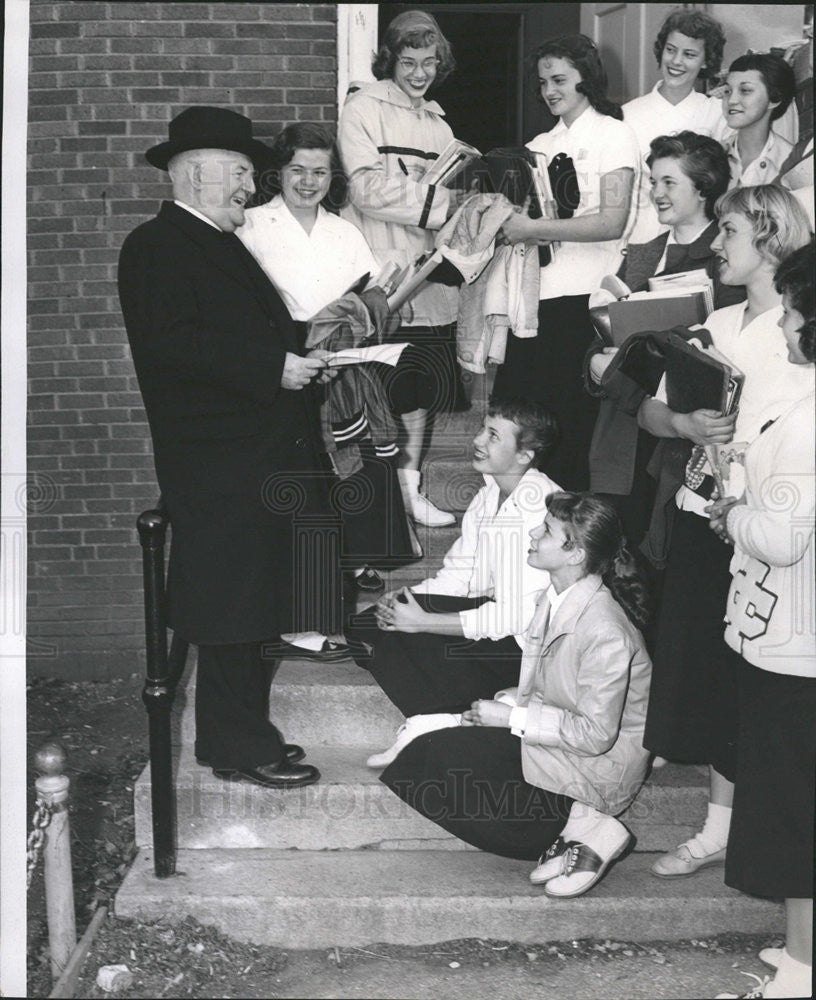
[531,34,623,120]
[545,491,651,629]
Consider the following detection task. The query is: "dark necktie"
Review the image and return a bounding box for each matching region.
[662,242,689,274]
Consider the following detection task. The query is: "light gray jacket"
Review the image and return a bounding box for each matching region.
[516,574,652,815]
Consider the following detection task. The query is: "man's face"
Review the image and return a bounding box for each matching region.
[193,149,255,232]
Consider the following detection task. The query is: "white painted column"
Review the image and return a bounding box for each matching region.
[337,4,378,108]
[0,1,30,997]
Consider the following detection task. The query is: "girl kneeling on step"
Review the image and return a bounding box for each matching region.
[380,492,653,898]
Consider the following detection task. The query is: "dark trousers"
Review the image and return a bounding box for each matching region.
[347,594,522,716]
[382,726,574,860]
[194,642,285,769]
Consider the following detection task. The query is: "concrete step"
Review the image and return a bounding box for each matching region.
[172,660,406,747]
[134,742,709,854]
[115,847,783,949]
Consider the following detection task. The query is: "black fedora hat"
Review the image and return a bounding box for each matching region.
[145,106,270,171]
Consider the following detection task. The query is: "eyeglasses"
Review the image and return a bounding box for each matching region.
[396,57,440,73]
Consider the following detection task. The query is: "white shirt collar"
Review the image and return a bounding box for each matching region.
[724,130,786,170]
[174,199,223,231]
[545,579,580,619]
[651,81,704,108]
[665,221,711,249]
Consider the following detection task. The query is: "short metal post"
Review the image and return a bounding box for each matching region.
[34,743,77,981]
[137,507,176,878]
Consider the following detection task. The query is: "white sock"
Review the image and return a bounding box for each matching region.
[353,567,366,578]
[280,631,326,651]
[687,801,731,856]
[397,468,420,497]
[560,801,605,842]
[764,949,813,998]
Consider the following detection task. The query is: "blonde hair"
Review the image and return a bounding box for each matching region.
[715,184,813,266]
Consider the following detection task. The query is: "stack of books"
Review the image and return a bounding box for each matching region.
[598,269,716,345]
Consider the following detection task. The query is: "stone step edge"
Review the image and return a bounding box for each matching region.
[114,847,783,949]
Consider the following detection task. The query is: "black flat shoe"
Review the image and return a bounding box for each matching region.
[212,760,320,789]
[198,743,305,768]
[261,638,355,662]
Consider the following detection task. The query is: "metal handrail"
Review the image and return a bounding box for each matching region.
[136,502,188,878]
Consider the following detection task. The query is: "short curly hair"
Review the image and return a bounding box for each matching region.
[647,131,731,219]
[654,10,726,81]
[774,241,816,363]
[372,10,455,89]
[726,53,797,123]
[260,122,347,212]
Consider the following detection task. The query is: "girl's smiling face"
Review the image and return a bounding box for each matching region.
[722,70,777,131]
[528,513,573,572]
[280,148,332,213]
[392,43,439,105]
[649,156,708,230]
[537,56,589,126]
[659,30,707,96]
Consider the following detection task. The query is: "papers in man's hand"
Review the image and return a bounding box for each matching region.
[325,342,410,368]
[423,139,482,187]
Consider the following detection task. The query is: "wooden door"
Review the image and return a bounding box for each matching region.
[580,3,681,104]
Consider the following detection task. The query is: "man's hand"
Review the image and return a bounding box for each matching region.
[462,699,512,727]
[375,587,430,632]
[281,352,330,390]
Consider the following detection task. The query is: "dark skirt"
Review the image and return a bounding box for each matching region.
[725,658,816,899]
[346,594,522,716]
[381,726,574,860]
[375,323,470,416]
[492,295,599,491]
[643,509,739,780]
[333,442,419,570]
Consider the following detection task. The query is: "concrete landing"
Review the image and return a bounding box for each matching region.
[115,847,783,949]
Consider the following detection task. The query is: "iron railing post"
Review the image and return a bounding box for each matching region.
[136,506,176,878]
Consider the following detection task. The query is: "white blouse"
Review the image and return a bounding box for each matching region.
[238,196,378,321]
[527,105,640,300]
[623,83,729,244]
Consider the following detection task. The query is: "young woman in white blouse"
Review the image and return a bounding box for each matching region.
[239,123,418,601]
[623,10,729,244]
[721,52,796,189]
[495,34,639,491]
[708,242,815,1000]
[636,185,812,886]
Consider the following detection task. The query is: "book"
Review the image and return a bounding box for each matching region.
[423,139,482,187]
[607,290,711,345]
[385,249,445,312]
[648,269,714,314]
[663,333,744,415]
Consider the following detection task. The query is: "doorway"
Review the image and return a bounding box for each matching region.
[377,4,581,150]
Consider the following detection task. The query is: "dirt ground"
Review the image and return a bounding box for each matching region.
[26,676,784,1000]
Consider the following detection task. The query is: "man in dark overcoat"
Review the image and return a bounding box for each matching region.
[118,107,343,789]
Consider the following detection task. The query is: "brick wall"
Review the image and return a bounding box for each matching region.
[27,1,338,679]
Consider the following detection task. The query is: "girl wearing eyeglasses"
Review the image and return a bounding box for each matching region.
[338,10,471,529]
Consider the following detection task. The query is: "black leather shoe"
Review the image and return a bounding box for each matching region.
[262,638,355,662]
[199,743,305,768]
[212,760,320,789]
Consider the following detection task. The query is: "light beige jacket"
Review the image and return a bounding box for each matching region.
[515,574,652,815]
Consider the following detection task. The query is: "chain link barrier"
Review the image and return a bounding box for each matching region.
[26,797,54,890]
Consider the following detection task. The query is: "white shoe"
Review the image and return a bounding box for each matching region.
[543,816,632,899]
[410,492,456,527]
[529,836,574,885]
[650,840,726,878]
[651,755,668,769]
[398,468,455,527]
[365,713,460,769]
[715,972,771,998]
